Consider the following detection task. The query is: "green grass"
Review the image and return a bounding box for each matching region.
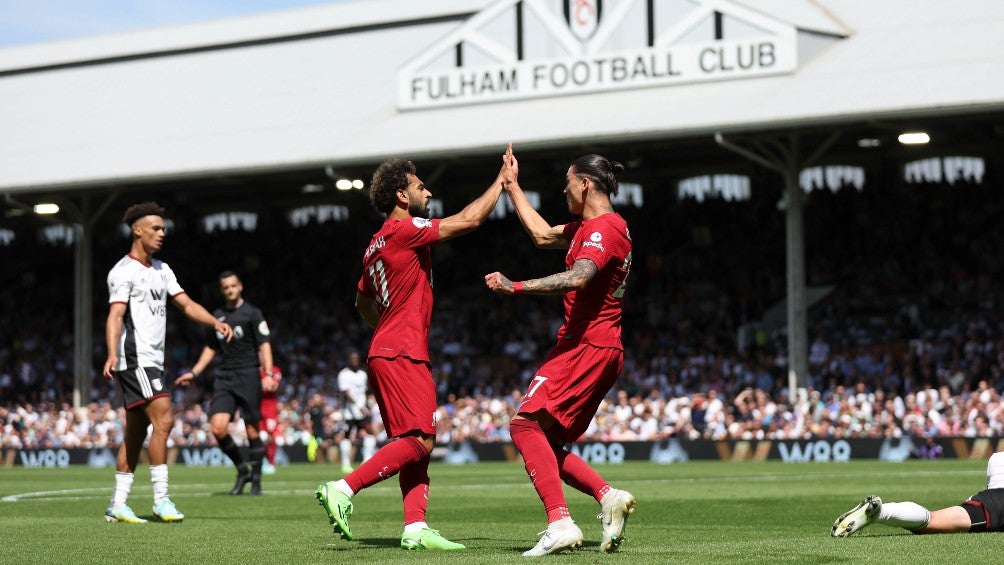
[2,459,1004,563]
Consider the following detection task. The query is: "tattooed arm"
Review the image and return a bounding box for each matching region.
[484,259,598,296]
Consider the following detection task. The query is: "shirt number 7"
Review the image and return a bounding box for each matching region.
[525,375,548,398]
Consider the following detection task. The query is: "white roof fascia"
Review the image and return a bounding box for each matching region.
[0,0,492,74]
[1,0,1003,194]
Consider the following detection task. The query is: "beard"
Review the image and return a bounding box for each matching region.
[408,197,430,218]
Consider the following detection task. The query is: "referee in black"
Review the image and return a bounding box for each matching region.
[176,271,275,495]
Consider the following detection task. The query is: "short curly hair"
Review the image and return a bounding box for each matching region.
[122,201,165,226]
[369,159,416,214]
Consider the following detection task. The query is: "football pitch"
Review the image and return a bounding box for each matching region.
[2,459,1003,563]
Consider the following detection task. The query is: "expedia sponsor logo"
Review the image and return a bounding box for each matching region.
[582,241,605,252]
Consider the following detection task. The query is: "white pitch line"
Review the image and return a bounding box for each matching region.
[2,468,982,503]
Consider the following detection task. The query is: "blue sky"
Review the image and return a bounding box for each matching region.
[0,0,345,48]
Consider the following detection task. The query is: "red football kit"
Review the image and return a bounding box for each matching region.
[518,212,632,442]
[260,366,282,465]
[357,216,442,438]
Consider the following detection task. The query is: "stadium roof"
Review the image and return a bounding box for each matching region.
[0,0,1002,194]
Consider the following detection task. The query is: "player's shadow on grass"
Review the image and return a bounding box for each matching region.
[321,537,399,549]
[505,540,600,553]
[333,536,550,551]
[838,533,914,538]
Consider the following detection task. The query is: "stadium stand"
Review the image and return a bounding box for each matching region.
[2,176,1004,451]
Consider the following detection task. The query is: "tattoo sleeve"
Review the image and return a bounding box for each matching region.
[522,259,598,295]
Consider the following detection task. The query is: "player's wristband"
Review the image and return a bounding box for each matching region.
[512,281,523,294]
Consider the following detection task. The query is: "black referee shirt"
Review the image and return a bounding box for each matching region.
[207,301,271,370]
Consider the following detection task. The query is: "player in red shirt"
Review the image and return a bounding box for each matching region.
[485,150,637,556]
[259,365,281,473]
[315,143,512,551]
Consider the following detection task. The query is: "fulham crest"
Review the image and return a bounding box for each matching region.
[566,0,601,41]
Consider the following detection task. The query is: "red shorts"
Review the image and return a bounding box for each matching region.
[260,396,278,420]
[260,418,280,436]
[368,356,437,438]
[518,341,623,443]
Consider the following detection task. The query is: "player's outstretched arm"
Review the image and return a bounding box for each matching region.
[485,258,598,296]
[175,346,217,386]
[503,150,567,249]
[172,293,233,342]
[258,341,275,376]
[437,143,511,242]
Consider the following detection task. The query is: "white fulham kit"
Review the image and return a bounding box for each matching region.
[107,255,183,370]
[988,452,1004,489]
[338,366,369,421]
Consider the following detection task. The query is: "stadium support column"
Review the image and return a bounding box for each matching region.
[61,194,118,409]
[714,132,838,401]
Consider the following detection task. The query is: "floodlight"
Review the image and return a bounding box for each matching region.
[898,132,930,145]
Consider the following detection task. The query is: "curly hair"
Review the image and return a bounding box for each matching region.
[369,159,416,214]
[122,201,165,226]
[570,154,625,196]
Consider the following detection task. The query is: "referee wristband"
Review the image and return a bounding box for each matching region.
[512,281,523,294]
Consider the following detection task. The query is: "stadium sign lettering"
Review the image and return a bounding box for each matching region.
[777,440,851,463]
[180,447,230,467]
[18,449,71,468]
[398,0,797,109]
[570,442,625,464]
[407,41,780,107]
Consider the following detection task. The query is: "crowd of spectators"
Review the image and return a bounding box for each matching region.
[2,174,1004,453]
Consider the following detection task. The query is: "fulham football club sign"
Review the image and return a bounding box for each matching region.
[398,0,801,109]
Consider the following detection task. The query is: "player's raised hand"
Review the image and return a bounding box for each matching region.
[496,142,513,186]
[485,271,515,295]
[502,143,519,189]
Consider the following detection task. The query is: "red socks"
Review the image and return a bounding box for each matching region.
[344,435,428,493]
[555,448,610,503]
[400,454,431,525]
[510,418,570,522]
[264,440,277,465]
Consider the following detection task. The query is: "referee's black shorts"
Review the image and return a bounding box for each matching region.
[209,367,262,422]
